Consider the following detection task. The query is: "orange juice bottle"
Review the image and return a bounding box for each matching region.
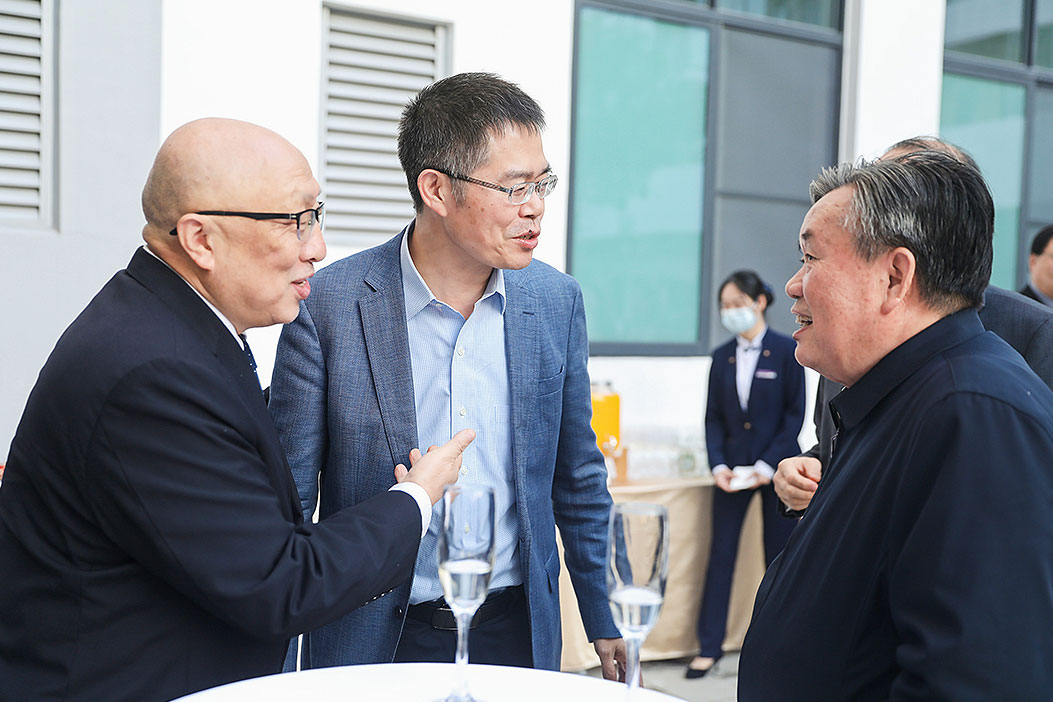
[590,381,620,455]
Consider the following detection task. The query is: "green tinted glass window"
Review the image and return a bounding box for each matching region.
[570,8,709,345]
[1036,0,1053,68]
[945,0,1025,63]
[715,0,839,28]
[941,73,1026,289]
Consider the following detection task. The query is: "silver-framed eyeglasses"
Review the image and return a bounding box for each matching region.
[168,201,324,240]
[435,169,557,205]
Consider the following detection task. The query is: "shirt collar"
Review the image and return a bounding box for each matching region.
[400,221,506,319]
[142,244,243,349]
[736,325,767,351]
[829,308,984,433]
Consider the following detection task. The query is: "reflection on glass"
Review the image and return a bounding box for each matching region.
[1027,88,1053,223]
[941,73,1026,289]
[715,0,840,29]
[571,7,709,344]
[1036,0,1053,68]
[945,0,1025,63]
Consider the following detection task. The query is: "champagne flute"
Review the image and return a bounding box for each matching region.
[607,502,669,692]
[437,485,495,702]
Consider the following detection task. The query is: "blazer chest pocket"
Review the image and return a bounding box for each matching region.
[538,365,565,396]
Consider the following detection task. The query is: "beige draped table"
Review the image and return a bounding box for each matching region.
[558,476,767,672]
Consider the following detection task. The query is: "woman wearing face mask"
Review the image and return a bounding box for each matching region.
[686,270,805,679]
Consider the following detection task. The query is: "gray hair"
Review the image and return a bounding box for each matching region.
[397,72,546,212]
[885,135,979,172]
[809,151,993,312]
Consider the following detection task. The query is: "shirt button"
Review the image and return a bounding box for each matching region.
[457,347,465,356]
[744,421,752,430]
[460,467,469,477]
[459,407,467,417]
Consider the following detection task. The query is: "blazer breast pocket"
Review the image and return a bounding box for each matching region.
[537,365,566,396]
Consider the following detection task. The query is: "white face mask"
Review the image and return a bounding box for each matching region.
[720,305,758,336]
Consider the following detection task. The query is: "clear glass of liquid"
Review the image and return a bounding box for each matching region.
[607,502,669,692]
[437,485,495,702]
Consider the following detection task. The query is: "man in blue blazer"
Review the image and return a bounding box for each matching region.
[0,119,472,702]
[270,73,624,677]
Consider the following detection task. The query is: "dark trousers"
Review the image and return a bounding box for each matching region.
[695,483,795,657]
[395,586,534,667]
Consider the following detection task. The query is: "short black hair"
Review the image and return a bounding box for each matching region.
[397,72,546,212]
[719,270,774,315]
[1030,225,1053,256]
[809,151,994,312]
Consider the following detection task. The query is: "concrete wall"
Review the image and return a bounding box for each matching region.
[1,0,162,460]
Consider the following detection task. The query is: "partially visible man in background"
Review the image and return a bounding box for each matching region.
[1021,224,1053,306]
[0,118,472,702]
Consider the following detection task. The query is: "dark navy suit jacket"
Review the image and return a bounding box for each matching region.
[0,249,421,701]
[740,310,1053,700]
[795,285,1053,496]
[705,328,805,471]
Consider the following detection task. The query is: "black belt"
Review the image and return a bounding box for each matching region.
[407,585,522,631]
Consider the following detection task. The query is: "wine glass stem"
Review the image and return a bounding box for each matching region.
[625,635,643,690]
[453,610,473,700]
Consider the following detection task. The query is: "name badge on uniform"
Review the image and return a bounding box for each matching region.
[755,369,778,380]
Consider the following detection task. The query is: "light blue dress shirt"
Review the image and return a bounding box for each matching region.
[400,232,521,604]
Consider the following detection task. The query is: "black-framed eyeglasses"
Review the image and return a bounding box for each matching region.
[433,169,557,205]
[169,201,325,240]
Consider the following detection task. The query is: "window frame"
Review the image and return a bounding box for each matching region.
[943,0,1053,289]
[568,0,842,356]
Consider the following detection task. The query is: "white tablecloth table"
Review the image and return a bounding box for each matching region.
[174,662,684,701]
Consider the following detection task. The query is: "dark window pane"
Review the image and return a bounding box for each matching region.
[941,73,1026,289]
[944,0,1025,63]
[716,0,839,29]
[571,7,709,344]
[709,29,839,344]
[1026,87,1053,224]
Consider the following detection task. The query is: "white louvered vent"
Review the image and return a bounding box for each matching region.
[0,0,48,224]
[323,8,448,250]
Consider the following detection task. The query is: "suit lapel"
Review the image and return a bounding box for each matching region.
[361,233,419,469]
[126,248,303,519]
[503,271,539,498]
[725,345,747,420]
[745,337,775,414]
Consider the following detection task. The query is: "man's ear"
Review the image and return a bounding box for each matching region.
[174,215,216,272]
[882,246,916,313]
[418,169,451,217]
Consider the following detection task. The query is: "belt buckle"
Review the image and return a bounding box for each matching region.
[430,604,459,631]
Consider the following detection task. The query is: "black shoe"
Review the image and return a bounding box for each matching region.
[684,654,721,679]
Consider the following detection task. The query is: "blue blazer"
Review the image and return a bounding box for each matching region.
[269,229,618,671]
[705,328,805,471]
